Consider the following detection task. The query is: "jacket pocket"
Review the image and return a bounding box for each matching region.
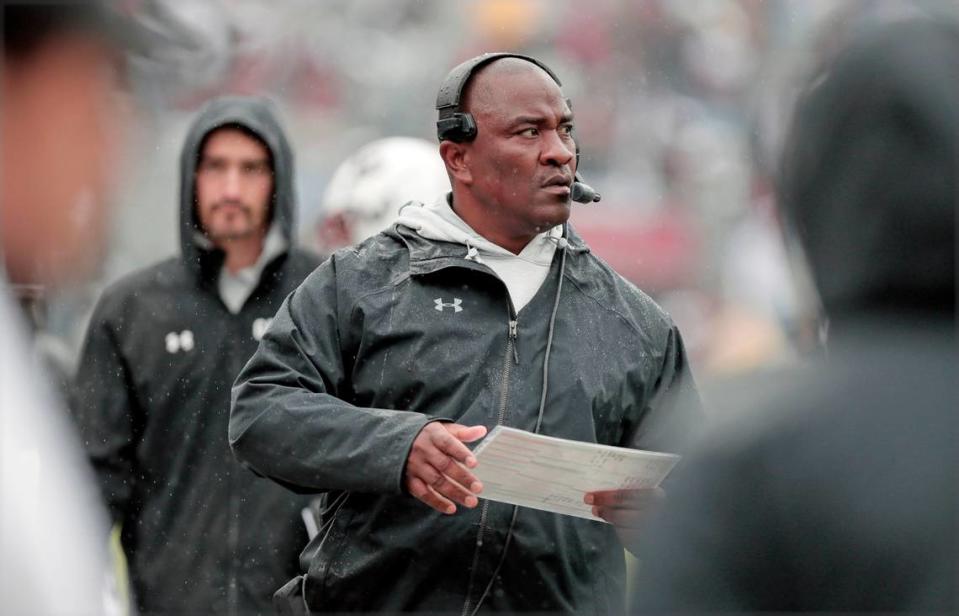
[304,493,353,610]
[591,564,627,616]
[273,574,310,616]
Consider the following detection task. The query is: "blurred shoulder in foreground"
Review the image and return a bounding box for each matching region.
[1,2,149,614]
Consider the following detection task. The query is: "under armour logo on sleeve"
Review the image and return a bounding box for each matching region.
[165,330,194,353]
[252,317,272,341]
[434,298,463,313]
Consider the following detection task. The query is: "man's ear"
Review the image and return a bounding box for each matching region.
[439,141,472,186]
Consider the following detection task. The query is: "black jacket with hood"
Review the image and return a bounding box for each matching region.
[71,97,321,615]
[229,213,703,613]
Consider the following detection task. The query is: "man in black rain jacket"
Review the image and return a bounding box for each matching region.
[231,56,702,614]
[72,96,321,615]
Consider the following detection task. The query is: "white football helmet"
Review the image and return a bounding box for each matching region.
[317,137,450,251]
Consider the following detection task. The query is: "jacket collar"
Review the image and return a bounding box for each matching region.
[392,223,590,278]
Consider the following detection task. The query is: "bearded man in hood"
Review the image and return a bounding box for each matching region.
[71,96,321,615]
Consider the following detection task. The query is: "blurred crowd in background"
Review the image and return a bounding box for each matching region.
[26,0,953,398]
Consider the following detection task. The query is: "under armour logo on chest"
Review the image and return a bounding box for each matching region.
[434,297,463,313]
[165,330,194,354]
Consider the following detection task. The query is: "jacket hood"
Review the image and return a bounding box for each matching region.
[395,194,565,264]
[178,96,296,280]
[777,18,957,318]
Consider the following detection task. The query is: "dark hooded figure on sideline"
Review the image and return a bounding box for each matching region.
[229,54,702,614]
[632,17,957,612]
[71,96,321,615]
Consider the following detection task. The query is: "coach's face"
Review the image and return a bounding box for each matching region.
[460,61,577,239]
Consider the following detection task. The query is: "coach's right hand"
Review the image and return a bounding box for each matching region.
[405,422,487,514]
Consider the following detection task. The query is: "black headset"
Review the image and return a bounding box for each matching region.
[435,52,601,203]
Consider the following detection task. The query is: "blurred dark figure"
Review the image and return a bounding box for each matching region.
[631,17,957,612]
[1,2,137,614]
[70,96,321,615]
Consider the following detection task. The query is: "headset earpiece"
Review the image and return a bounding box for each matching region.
[435,52,561,143]
[436,112,477,143]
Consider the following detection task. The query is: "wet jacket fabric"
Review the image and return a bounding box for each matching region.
[71,97,321,615]
[229,220,702,614]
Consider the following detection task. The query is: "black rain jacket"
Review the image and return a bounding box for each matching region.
[230,220,702,614]
[71,97,321,615]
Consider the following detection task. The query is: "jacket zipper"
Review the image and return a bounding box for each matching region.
[507,320,519,365]
[461,500,490,616]
[462,307,517,616]
[228,466,239,614]
[227,314,246,615]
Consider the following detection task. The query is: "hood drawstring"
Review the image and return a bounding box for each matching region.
[547,235,570,251]
[464,240,481,263]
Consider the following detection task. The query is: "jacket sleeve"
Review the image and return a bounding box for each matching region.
[229,258,433,495]
[624,323,705,455]
[69,297,142,523]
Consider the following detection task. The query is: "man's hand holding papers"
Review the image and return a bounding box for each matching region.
[472,426,679,542]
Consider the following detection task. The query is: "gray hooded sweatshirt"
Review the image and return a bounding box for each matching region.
[396,194,563,312]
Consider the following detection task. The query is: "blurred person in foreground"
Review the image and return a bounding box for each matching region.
[70,96,321,615]
[632,16,957,612]
[314,136,450,255]
[230,53,702,613]
[1,2,136,614]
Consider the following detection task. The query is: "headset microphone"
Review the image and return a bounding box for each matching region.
[571,175,601,203]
